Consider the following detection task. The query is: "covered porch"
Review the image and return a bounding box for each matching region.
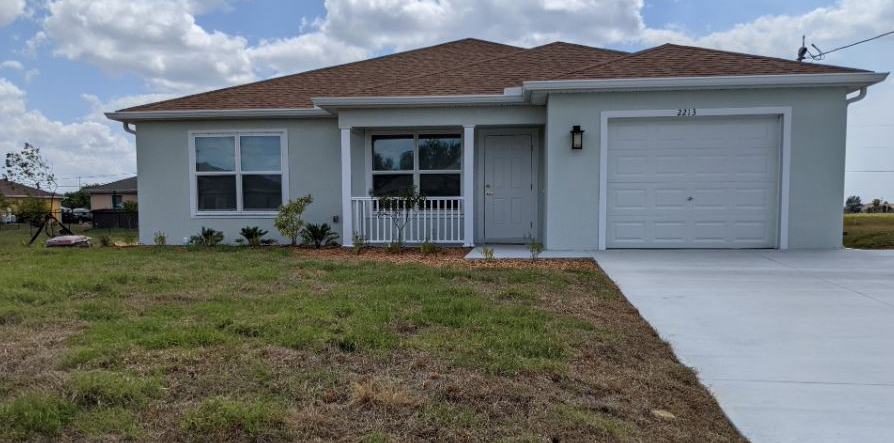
[335,106,545,247]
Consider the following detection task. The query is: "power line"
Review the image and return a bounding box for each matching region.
[799,30,894,61]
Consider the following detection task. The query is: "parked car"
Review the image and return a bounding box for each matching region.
[72,208,93,223]
[61,207,77,223]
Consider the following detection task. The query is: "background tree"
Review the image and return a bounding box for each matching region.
[845,195,862,213]
[3,143,56,193]
[275,194,313,245]
[62,187,92,209]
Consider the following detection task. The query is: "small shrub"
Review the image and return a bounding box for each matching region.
[98,235,111,247]
[153,231,167,246]
[386,240,403,253]
[526,236,544,260]
[189,227,224,246]
[180,396,288,441]
[0,395,77,440]
[69,370,161,407]
[352,233,367,255]
[481,245,495,260]
[300,223,339,248]
[239,226,268,247]
[420,238,438,254]
[274,195,313,245]
[121,231,137,245]
[260,238,278,245]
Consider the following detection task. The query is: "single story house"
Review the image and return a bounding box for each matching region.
[0,178,63,220]
[86,176,138,210]
[106,38,887,249]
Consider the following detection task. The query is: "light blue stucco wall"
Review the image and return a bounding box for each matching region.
[135,118,342,245]
[543,87,850,250]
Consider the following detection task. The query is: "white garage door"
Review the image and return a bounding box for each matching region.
[606,115,781,248]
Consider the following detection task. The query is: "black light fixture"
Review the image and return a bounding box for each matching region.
[570,125,584,149]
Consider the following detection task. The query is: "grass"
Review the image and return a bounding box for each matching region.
[844,213,894,249]
[0,226,744,442]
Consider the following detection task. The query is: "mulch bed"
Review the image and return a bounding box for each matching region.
[290,246,599,270]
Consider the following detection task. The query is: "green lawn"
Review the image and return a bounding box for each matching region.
[0,227,743,442]
[844,213,894,249]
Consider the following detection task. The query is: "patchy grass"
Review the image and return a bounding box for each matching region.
[844,213,894,249]
[0,226,744,442]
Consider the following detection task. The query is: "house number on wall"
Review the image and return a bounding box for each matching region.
[676,108,697,116]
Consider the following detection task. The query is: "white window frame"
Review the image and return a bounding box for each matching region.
[188,129,289,218]
[365,130,464,197]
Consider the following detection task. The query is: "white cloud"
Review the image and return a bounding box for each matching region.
[0,0,25,27]
[0,60,24,70]
[0,78,136,188]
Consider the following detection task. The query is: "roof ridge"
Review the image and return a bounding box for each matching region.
[117,38,520,112]
[657,43,869,73]
[342,41,627,97]
[550,44,673,79]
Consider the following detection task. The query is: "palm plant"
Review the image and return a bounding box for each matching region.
[300,223,339,248]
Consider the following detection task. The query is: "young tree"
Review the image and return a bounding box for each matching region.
[374,185,426,249]
[275,194,313,245]
[4,143,56,192]
[845,195,862,213]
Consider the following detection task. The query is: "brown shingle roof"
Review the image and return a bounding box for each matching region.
[119,39,868,113]
[557,43,867,80]
[120,38,521,112]
[85,176,138,194]
[350,42,627,96]
[0,179,54,198]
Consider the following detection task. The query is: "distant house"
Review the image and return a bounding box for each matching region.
[86,177,138,210]
[0,178,63,219]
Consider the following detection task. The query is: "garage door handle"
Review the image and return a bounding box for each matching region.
[687,196,694,201]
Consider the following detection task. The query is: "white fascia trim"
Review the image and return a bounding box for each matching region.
[105,107,332,122]
[312,93,526,109]
[524,72,889,103]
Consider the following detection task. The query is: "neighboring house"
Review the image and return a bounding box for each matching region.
[0,179,63,220]
[106,38,888,249]
[86,176,138,210]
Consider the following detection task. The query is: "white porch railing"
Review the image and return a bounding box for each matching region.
[351,197,465,244]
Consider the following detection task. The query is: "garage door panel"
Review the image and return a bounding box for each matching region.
[606,115,780,249]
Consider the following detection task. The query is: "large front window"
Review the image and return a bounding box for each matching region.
[192,131,286,215]
[371,133,461,196]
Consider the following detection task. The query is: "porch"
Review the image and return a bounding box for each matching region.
[338,122,543,247]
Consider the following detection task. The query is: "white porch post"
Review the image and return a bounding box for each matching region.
[340,127,353,247]
[463,125,475,246]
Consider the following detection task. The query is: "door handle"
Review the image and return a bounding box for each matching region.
[486,184,494,196]
[687,196,694,201]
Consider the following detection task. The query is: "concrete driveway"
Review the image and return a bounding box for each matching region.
[594,249,894,443]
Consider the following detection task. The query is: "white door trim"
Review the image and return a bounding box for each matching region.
[477,127,540,243]
[598,107,792,250]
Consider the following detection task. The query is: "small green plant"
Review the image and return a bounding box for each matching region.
[274,194,313,245]
[420,238,438,254]
[352,232,367,255]
[121,231,137,245]
[239,226,268,247]
[386,240,403,253]
[526,236,544,260]
[153,231,167,246]
[189,227,225,246]
[98,235,111,247]
[300,223,339,248]
[481,245,495,260]
[121,200,138,212]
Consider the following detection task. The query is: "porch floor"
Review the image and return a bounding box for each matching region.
[465,245,596,259]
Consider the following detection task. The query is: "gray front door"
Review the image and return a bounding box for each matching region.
[483,134,534,242]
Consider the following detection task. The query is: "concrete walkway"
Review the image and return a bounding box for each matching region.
[594,249,894,443]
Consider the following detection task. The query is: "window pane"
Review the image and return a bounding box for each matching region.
[197,175,236,210]
[241,136,281,171]
[419,135,461,170]
[243,175,282,211]
[372,174,413,196]
[196,137,235,172]
[372,135,414,171]
[420,174,460,197]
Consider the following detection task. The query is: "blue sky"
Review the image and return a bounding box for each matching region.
[0,0,892,199]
